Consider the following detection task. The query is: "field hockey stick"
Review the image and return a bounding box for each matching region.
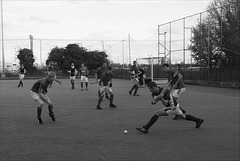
[39,93,51,105]
[91,81,98,84]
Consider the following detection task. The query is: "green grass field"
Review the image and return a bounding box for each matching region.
[0,78,239,161]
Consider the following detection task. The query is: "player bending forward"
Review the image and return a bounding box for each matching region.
[30,72,61,124]
[96,66,117,110]
[136,81,204,133]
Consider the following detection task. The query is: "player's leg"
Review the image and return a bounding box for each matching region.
[85,77,88,90]
[80,76,84,90]
[96,88,105,110]
[18,75,22,87]
[184,114,204,128]
[31,91,43,124]
[137,109,167,133]
[133,84,139,96]
[35,99,44,124]
[71,77,75,89]
[108,89,117,108]
[48,104,55,122]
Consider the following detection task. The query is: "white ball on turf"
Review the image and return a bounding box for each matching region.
[124,130,128,134]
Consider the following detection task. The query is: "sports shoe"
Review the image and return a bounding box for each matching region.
[81,89,83,91]
[195,119,204,128]
[109,104,117,108]
[37,118,43,124]
[96,106,102,110]
[129,91,132,95]
[136,127,148,133]
[133,94,139,96]
[49,114,56,122]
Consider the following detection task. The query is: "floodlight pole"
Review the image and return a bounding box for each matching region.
[1,0,5,77]
[128,34,131,64]
[122,40,124,67]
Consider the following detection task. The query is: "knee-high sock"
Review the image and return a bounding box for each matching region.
[144,115,159,130]
[85,82,88,88]
[133,85,139,95]
[130,84,137,93]
[185,114,200,123]
[81,82,83,89]
[48,105,54,116]
[97,96,103,106]
[110,94,113,104]
[37,107,42,119]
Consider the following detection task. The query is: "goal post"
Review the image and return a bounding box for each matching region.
[136,56,168,85]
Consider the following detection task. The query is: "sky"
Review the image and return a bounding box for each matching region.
[0,0,213,66]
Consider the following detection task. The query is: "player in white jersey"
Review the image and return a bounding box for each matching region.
[136,81,204,134]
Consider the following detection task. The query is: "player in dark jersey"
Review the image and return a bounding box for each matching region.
[17,64,26,87]
[136,81,204,134]
[96,66,117,110]
[162,63,187,119]
[68,63,78,89]
[95,63,110,99]
[129,61,141,96]
[30,72,61,124]
[162,63,186,100]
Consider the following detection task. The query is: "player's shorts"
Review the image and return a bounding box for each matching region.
[19,74,25,80]
[164,103,183,117]
[99,86,112,96]
[131,77,139,85]
[70,76,76,80]
[80,75,88,82]
[171,87,186,99]
[30,91,51,105]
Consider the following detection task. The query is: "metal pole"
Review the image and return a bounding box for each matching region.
[157,25,160,65]
[1,0,5,77]
[164,32,166,63]
[128,34,131,64]
[183,18,185,64]
[169,22,171,64]
[40,39,42,66]
[122,40,124,67]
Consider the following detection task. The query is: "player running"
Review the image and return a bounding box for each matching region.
[136,81,204,134]
[17,64,26,87]
[96,66,117,110]
[68,63,78,89]
[79,63,89,91]
[129,61,141,96]
[30,72,61,124]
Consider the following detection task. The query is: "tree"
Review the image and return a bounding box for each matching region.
[17,48,35,71]
[46,43,109,73]
[189,0,240,68]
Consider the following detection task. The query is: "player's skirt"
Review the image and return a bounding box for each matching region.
[80,75,88,82]
[163,103,183,117]
[19,74,25,80]
[171,87,186,99]
[131,77,139,85]
[70,76,76,80]
[30,91,52,105]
